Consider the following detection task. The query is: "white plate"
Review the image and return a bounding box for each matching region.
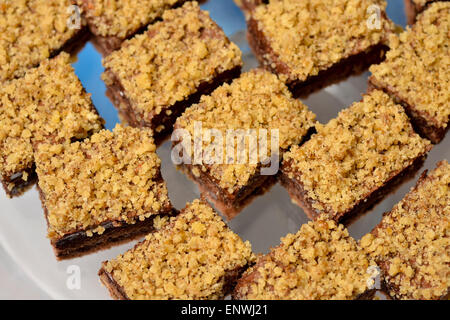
[0,0,448,299]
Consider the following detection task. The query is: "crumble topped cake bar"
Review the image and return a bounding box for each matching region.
[403,0,445,24]
[102,1,242,145]
[74,0,191,55]
[246,0,394,96]
[370,2,449,143]
[280,90,432,222]
[35,125,174,259]
[174,69,317,219]
[99,199,255,300]
[0,0,87,82]
[0,53,103,197]
[361,160,449,300]
[234,217,376,300]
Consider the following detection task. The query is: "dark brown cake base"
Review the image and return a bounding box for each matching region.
[0,166,37,198]
[179,164,277,220]
[37,184,175,260]
[368,81,448,144]
[105,66,241,145]
[280,153,429,224]
[99,252,251,300]
[247,17,389,98]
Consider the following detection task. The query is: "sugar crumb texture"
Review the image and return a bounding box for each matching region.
[35,124,171,240]
[283,90,431,218]
[175,69,316,192]
[370,2,449,131]
[102,1,242,120]
[234,217,374,300]
[76,0,188,39]
[0,0,83,82]
[252,0,393,82]
[103,199,255,299]
[0,53,103,184]
[361,160,449,300]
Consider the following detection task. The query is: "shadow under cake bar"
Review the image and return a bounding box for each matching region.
[361,160,449,300]
[34,125,175,260]
[0,0,88,83]
[369,2,449,144]
[174,69,317,219]
[74,0,193,56]
[233,217,376,300]
[403,0,446,24]
[99,199,255,300]
[280,90,432,223]
[0,53,103,198]
[244,0,394,97]
[102,1,242,145]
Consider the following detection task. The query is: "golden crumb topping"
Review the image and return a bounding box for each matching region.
[35,125,171,240]
[361,160,449,300]
[252,0,393,82]
[412,0,431,9]
[283,90,431,217]
[102,2,242,120]
[175,69,316,192]
[235,218,374,300]
[370,2,449,129]
[0,53,103,181]
[104,199,255,300]
[0,0,83,82]
[76,0,186,38]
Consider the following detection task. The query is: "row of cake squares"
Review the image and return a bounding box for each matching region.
[99,159,448,300]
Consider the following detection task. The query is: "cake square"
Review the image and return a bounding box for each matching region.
[0,0,88,82]
[361,160,449,300]
[280,90,432,222]
[99,199,255,300]
[234,217,376,300]
[0,53,103,197]
[102,1,242,145]
[35,125,174,260]
[74,0,192,55]
[174,69,316,219]
[369,2,449,143]
[246,0,394,96]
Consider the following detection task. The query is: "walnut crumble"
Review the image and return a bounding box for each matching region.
[361,160,449,300]
[35,124,172,240]
[283,90,431,218]
[102,199,255,299]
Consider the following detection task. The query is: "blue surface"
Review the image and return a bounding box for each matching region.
[72,0,407,131]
